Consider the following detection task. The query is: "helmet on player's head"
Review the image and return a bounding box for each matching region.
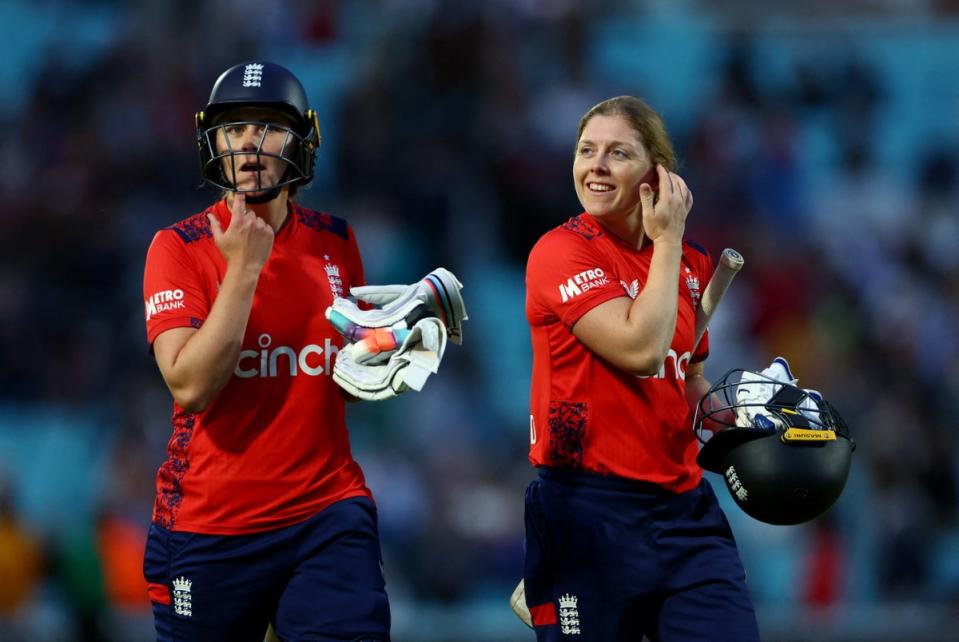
[693,368,855,526]
[195,62,321,201]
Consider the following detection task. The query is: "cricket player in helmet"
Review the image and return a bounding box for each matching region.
[142,61,465,642]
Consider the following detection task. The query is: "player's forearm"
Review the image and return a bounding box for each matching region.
[687,370,733,431]
[685,372,711,412]
[622,240,682,372]
[166,266,261,412]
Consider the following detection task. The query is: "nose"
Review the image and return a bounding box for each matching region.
[239,129,259,153]
[589,153,610,174]
[225,124,262,153]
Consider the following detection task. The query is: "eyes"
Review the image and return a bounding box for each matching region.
[577,144,631,160]
[222,122,289,138]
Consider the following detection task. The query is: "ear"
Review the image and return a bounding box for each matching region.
[639,165,659,192]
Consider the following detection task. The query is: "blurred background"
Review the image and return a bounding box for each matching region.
[1,0,958,640]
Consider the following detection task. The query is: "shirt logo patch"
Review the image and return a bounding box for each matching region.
[145,289,186,320]
[558,268,608,303]
[620,279,639,299]
[235,333,339,378]
[685,267,701,307]
[324,260,344,298]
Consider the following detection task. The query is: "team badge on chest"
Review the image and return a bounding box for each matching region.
[323,255,344,298]
[684,267,701,307]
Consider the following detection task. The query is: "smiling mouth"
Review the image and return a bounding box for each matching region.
[587,182,614,193]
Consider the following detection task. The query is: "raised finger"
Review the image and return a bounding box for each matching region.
[228,193,247,231]
[657,165,674,196]
[672,173,689,201]
[207,213,223,239]
[674,174,694,210]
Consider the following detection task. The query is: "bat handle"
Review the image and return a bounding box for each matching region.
[693,247,745,351]
[719,248,744,270]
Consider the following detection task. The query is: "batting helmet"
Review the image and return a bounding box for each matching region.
[693,368,855,526]
[195,62,321,198]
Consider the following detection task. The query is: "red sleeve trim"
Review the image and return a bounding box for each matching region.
[146,317,203,347]
[558,287,629,330]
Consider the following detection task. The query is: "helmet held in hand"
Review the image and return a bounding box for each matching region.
[693,368,855,526]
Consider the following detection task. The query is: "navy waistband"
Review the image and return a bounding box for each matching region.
[538,467,680,496]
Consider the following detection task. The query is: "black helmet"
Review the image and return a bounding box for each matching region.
[693,368,855,526]
[195,62,321,199]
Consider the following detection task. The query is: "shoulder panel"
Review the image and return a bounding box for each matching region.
[166,210,213,244]
[684,239,709,257]
[293,205,349,240]
[560,214,603,241]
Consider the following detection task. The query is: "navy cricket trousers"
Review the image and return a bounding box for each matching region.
[524,467,760,642]
[143,497,390,642]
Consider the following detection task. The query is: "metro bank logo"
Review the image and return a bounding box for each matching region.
[558,268,609,303]
[145,289,186,320]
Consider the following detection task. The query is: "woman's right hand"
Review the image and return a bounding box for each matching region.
[640,165,693,246]
[208,193,274,272]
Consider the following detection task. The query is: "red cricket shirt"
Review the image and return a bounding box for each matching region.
[525,213,713,492]
[143,199,371,534]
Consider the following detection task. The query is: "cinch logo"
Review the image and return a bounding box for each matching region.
[638,349,691,380]
[558,268,608,303]
[145,289,186,320]
[235,333,339,378]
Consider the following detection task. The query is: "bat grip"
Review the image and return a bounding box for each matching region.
[693,248,744,350]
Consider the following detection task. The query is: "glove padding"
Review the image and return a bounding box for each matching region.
[735,356,822,430]
[510,579,533,629]
[323,316,412,366]
[327,268,467,359]
[332,317,447,401]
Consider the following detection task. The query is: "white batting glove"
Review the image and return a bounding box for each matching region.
[332,317,447,401]
[735,357,822,429]
[327,268,468,351]
[510,579,533,629]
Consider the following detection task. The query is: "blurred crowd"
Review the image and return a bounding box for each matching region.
[1,1,959,641]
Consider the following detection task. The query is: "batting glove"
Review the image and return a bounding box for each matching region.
[332,317,447,401]
[326,268,467,361]
[735,357,821,429]
[510,579,533,629]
